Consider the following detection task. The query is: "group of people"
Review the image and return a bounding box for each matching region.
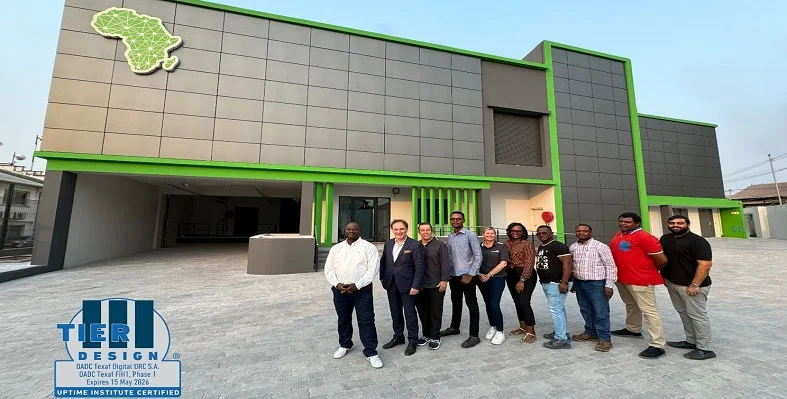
[323,210,715,369]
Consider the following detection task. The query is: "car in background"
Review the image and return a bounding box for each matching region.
[10,236,34,248]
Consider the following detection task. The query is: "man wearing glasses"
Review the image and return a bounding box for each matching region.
[439,211,483,348]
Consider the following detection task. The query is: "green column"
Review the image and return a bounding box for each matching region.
[314,182,323,246]
[463,189,469,224]
[454,189,460,215]
[411,187,418,238]
[438,188,445,230]
[323,183,334,247]
[470,189,478,229]
[420,187,427,224]
[429,187,436,227]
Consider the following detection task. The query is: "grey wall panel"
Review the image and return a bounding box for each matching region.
[264,81,307,104]
[224,12,269,38]
[311,30,350,52]
[348,111,385,133]
[350,54,385,76]
[350,36,385,57]
[221,33,267,59]
[349,72,385,94]
[555,50,639,238]
[347,131,384,153]
[640,116,724,198]
[346,151,384,170]
[175,4,223,30]
[173,25,222,52]
[268,21,310,45]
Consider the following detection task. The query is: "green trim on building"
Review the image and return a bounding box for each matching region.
[542,42,565,239]
[624,61,651,231]
[314,183,323,246]
[411,187,418,239]
[163,0,547,71]
[323,183,334,247]
[37,151,557,188]
[543,41,630,63]
[647,195,742,209]
[637,113,718,128]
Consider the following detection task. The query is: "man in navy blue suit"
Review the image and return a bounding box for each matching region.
[380,219,425,356]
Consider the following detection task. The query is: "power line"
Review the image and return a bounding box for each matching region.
[723,152,787,178]
[725,166,787,183]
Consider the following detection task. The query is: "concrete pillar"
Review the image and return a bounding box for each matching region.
[31,171,77,270]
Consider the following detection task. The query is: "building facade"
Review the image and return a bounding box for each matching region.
[31,0,746,271]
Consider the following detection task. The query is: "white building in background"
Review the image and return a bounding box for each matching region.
[0,167,44,240]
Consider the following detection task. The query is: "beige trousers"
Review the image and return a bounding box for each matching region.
[616,282,666,348]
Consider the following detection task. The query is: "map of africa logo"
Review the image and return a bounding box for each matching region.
[90,8,183,74]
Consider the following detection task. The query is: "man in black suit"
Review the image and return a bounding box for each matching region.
[380,219,425,356]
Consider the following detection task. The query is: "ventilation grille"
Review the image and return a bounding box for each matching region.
[493,112,542,166]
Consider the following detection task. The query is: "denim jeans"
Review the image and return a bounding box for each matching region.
[478,276,506,331]
[542,281,572,342]
[573,279,611,342]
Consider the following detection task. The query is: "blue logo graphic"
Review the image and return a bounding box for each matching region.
[618,241,631,251]
[54,298,182,398]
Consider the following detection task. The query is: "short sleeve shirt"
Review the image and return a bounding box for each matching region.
[659,232,713,287]
[480,242,510,277]
[610,228,664,286]
[534,241,572,283]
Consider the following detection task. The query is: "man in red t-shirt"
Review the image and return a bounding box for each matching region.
[609,212,668,359]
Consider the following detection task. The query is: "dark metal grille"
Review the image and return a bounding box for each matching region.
[493,112,542,166]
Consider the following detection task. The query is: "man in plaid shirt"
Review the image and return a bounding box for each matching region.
[569,224,617,352]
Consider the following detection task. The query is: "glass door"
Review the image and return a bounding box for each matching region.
[338,197,391,242]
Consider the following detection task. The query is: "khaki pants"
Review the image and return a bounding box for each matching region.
[665,279,712,351]
[616,282,666,348]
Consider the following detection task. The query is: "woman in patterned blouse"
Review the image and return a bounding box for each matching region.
[504,222,538,343]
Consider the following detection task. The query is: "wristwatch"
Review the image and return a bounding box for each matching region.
[520,277,526,282]
[690,283,699,288]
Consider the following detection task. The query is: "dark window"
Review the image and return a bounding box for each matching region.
[493,112,543,166]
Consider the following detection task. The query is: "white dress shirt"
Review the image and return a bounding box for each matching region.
[392,239,405,262]
[324,238,380,289]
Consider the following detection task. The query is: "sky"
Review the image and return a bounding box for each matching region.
[1,0,785,194]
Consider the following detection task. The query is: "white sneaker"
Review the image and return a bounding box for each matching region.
[491,331,506,345]
[333,347,351,359]
[485,327,497,340]
[367,355,383,368]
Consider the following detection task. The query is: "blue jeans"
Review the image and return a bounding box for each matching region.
[573,280,611,342]
[478,277,506,331]
[542,282,572,342]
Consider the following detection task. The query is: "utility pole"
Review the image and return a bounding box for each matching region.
[30,135,42,171]
[769,153,783,205]
[726,188,733,199]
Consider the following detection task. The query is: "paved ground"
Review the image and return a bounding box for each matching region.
[2,238,787,398]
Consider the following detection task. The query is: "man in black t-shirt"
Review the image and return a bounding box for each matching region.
[534,225,573,349]
[660,215,716,361]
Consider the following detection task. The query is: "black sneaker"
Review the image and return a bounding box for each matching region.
[543,331,555,339]
[611,328,643,338]
[382,337,405,349]
[428,338,441,350]
[638,346,666,359]
[461,336,481,348]
[440,328,460,337]
[684,349,716,360]
[417,337,428,346]
[667,340,697,350]
[543,339,572,349]
[404,343,417,356]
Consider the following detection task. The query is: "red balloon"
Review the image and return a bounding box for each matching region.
[541,211,554,223]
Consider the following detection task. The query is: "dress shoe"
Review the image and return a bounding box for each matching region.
[382,337,405,349]
[404,343,417,356]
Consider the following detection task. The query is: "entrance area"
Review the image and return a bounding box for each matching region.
[338,197,390,242]
[698,208,715,237]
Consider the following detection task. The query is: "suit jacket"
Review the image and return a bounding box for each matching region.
[380,237,425,294]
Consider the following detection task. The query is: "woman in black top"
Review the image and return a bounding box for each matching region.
[478,227,511,345]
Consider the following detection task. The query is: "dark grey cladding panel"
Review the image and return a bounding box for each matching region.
[639,116,724,198]
[554,48,638,235]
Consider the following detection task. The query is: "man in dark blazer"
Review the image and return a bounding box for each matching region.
[380,219,425,356]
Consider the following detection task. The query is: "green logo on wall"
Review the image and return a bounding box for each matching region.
[90,7,183,74]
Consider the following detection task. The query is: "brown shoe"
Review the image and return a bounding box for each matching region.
[572,332,598,342]
[595,340,613,352]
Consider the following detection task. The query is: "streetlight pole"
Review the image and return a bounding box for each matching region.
[769,153,783,205]
[31,135,42,171]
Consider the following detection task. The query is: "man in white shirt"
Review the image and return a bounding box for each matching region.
[324,222,383,369]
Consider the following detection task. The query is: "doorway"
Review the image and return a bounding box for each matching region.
[698,208,715,237]
[233,207,260,237]
[338,197,390,242]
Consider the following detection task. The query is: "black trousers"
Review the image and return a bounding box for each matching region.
[387,279,419,343]
[448,275,480,337]
[416,287,446,340]
[505,268,538,326]
[333,285,378,357]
